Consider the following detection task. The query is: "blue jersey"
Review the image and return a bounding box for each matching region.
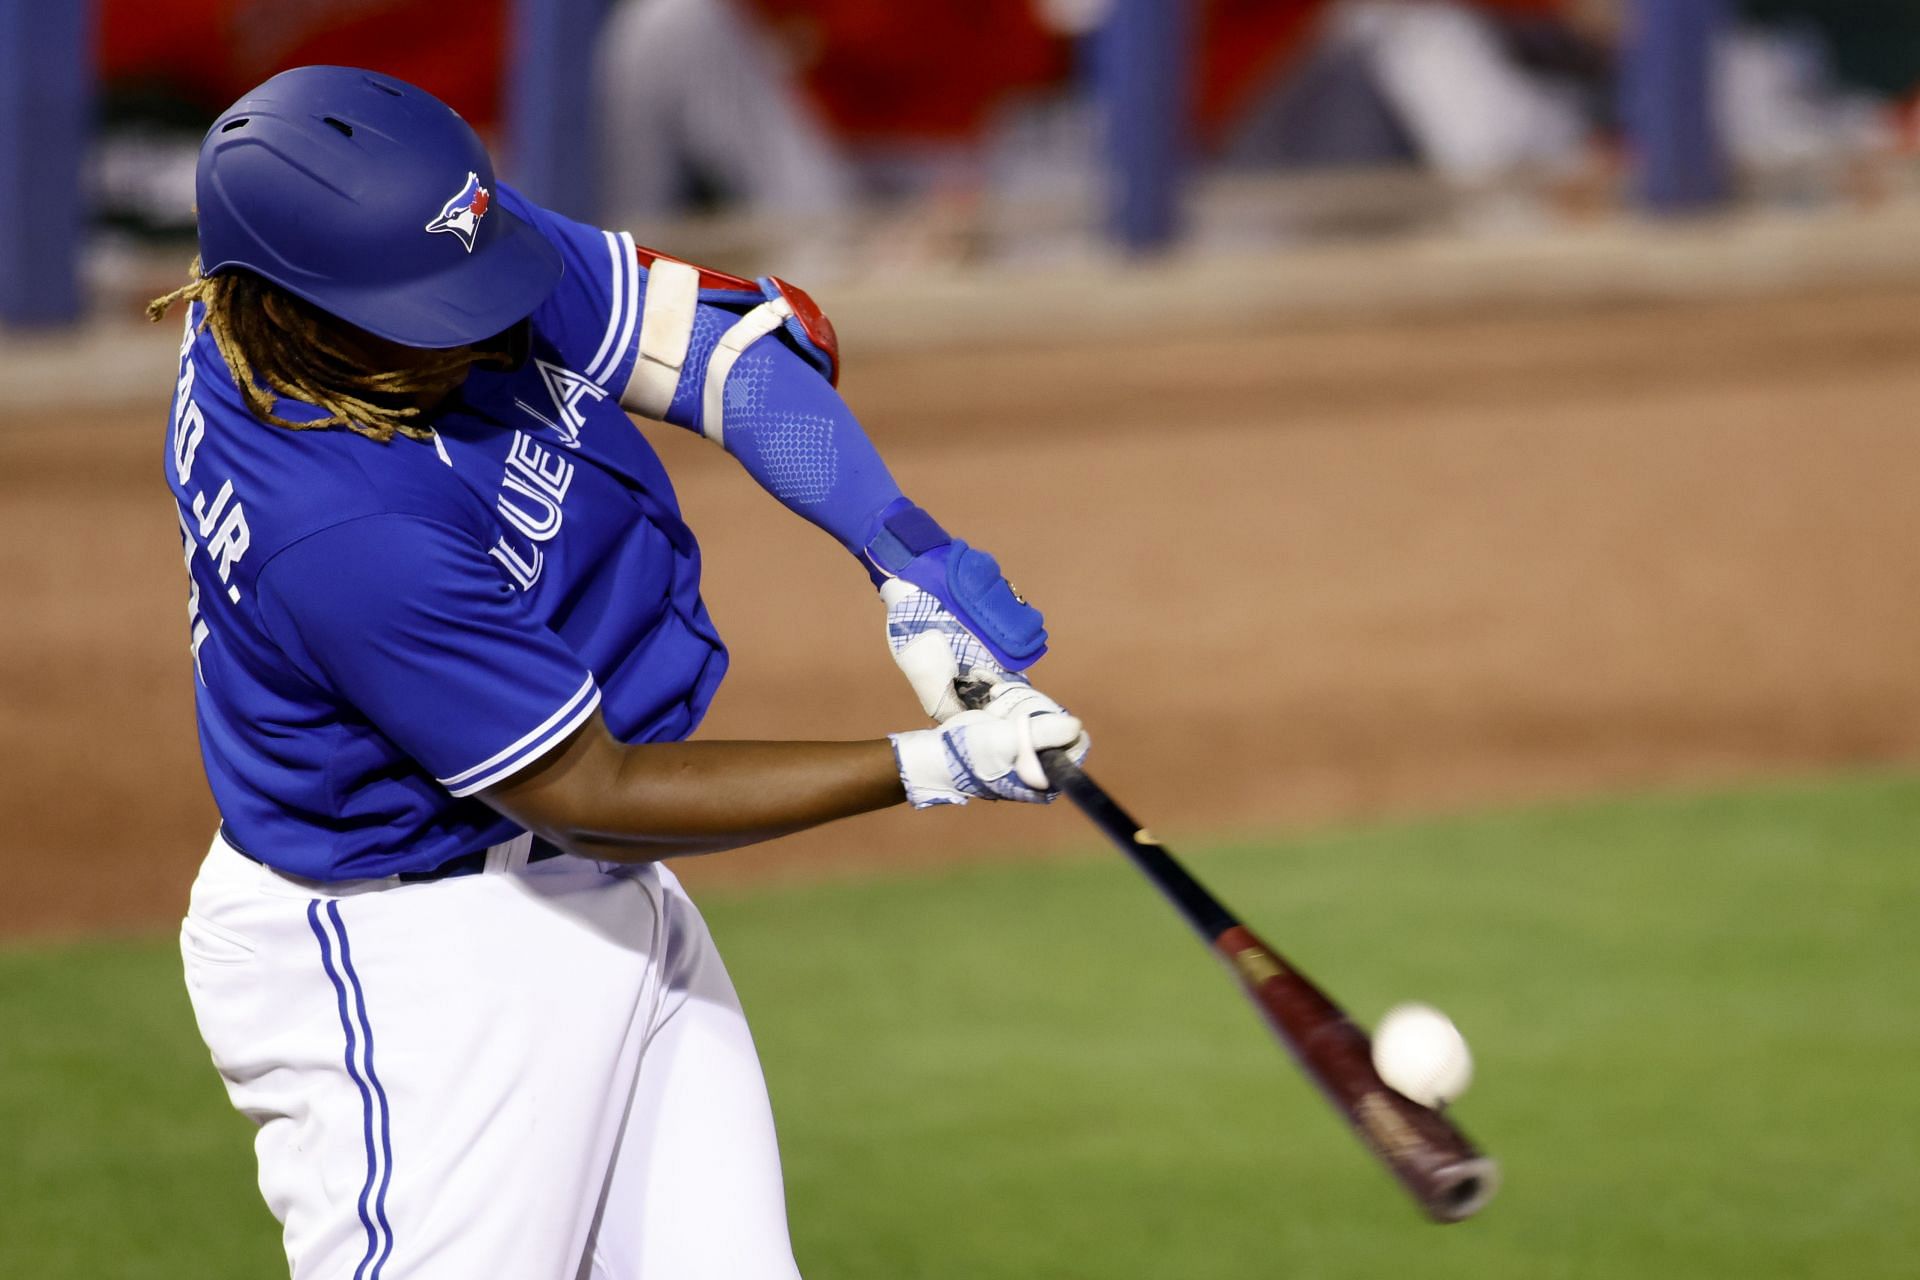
[165,190,734,881]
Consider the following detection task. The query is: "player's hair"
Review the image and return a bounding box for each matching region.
[147,259,506,444]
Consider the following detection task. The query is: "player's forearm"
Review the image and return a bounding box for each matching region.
[486,726,905,862]
[710,339,905,558]
[584,738,905,860]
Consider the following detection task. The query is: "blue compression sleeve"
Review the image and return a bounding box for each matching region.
[653,300,1047,669]
[669,318,904,555]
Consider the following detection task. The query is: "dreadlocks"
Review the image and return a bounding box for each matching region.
[148,259,508,444]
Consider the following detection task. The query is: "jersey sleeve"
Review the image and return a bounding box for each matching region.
[495,184,644,393]
[255,514,601,797]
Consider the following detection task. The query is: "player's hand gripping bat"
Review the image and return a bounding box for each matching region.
[958,681,1499,1223]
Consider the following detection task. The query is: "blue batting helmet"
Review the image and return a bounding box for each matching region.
[195,65,562,349]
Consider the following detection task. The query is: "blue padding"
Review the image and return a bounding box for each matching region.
[887,504,950,556]
[863,499,948,576]
[866,529,913,576]
[946,543,1048,668]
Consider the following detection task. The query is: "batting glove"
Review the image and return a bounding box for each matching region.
[890,680,1090,807]
[883,579,1026,722]
[865,500,1047,721]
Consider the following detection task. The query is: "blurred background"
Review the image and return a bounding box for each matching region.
[4,2,1920,1277]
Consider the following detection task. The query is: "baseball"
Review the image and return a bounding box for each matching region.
[1371,1003,1473,1108]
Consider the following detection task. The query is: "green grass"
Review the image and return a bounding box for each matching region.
[5,775,1919,1278]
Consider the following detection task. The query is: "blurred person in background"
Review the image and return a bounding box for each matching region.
[1717,0,1914,180]
[594,0,1073,267]
[594,0,857,226]
[749,0,1075,262]
[743,0,1070,199]
[593,0,1606,246]
[1211,0,1918,207]
[92,0,1920,260]
[1206,0,1610,190]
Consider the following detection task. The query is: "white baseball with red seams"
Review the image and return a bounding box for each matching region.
[1371,1003,1474,1108]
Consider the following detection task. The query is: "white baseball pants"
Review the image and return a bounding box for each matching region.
[180,832,803,1280]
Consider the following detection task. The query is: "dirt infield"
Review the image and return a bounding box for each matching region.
[7,284,1920,935]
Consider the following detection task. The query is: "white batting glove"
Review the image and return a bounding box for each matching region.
[882,579,1022,722]
[890,680,1090,808]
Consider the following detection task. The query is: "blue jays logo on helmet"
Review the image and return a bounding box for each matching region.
[424,171,492,252]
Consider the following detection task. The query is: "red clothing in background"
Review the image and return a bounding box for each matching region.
[100,0,1573,146]
[745,0,1069,142]
[1197,0,1329,142]
[746,0,1572,149]
[98,0,506,127]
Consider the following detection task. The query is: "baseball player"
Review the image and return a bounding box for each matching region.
[153,65,1087,1279]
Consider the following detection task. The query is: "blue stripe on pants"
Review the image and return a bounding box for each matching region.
[308,901,394,1279]
[329,901,398,1279]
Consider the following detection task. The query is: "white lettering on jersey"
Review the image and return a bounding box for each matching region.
[206,500,252,587]
[170,315,255,682]
[488,538,543,590]
[500,477,563,542]
[509,430,575,500]
[178,511,211,684]
[512,396,570,448]
[497,433,573,543]
[489,431,575,591]
[186,477,252,602]
[172,356,206,485]
[527,358,606,448]
[192,478,233,535]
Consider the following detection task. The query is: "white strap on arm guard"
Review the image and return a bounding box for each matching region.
[698,298,793,448]
[616,257,700,421]
[612,245,839,448]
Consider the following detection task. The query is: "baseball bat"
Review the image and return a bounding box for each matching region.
[962,682,1499,1223]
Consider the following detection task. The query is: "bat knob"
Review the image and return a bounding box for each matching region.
[953,677,996,713]
[1424,1156,1500,1223]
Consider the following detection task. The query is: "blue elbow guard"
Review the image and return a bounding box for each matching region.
[863,500,1048,671]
